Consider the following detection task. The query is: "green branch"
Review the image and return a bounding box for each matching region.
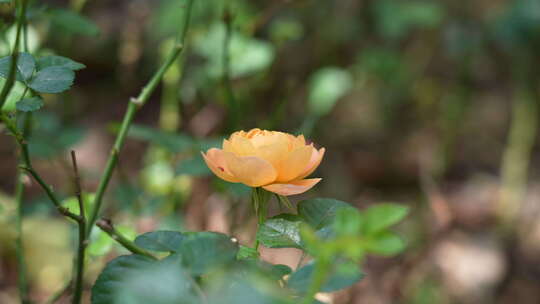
[4,3,37,303]
[96,219,156,259]
[0,0,27,111]
[251,188,270,251]
[86,0,195,237]
[15,111,32,304]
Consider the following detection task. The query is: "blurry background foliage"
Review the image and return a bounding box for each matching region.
[1,0,540,303]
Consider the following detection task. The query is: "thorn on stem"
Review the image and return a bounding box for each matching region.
[19,173,31,186]
[96,218,113,231]
[130,97,143,106]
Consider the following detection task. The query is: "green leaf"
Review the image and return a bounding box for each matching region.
[179,231,238,275]
[91,254,197,304]
[134,231,184,253]
[236,259,292,282]
[193,23,275,78]
[237,245,260,260]
[0,52,36,82]
[297,198,354,230]
[28,66,75,93]
[16,97,43,112]
[37,55,86,71]
[362,203,409,234]
[207,275,293,304]
[175,156,211,176]
[288,261,364,294]
[308,67,353,116]
[365,231,406,256]
[50,9,100,36]
[256,214,303,249]
[0,78,26,112]
[332,207,363,236]
[16,53,36,81]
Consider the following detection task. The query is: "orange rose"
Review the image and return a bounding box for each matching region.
[202,128,325,196]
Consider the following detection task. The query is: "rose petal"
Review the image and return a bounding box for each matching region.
[201,149,238,182]
[276,145,313,182]
[287,134,306,151]
[263,178,322,196]
[224,136,257,156]
[246,128,262,138]
[223,152,277,187]
[249,130,281,147]
[298,147,325,179]
[253,133,289,168]
[230,130,247,138]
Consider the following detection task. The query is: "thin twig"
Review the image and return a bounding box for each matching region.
[20,164,81,221]
[70,151,87,304]
[2,113,30,170]
[96,219,156,259]
[71,151,85,221]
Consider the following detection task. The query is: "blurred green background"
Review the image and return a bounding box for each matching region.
[1,0,540,303]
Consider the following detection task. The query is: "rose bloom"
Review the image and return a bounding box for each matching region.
[202,128,325,196]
